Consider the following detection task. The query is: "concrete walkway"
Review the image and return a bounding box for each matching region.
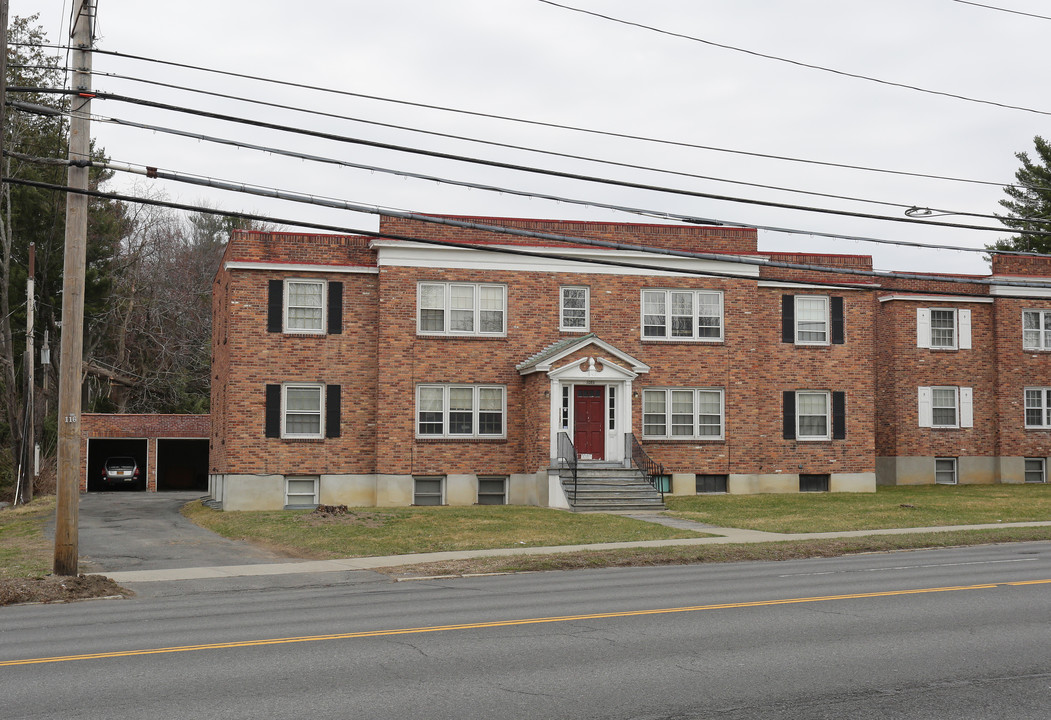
[100,515,1051,584]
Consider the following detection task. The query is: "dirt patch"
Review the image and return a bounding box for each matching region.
[297,506,394,528]
[0,575,131,607]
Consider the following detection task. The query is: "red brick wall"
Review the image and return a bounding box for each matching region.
[994,297,1051,458]
[380,215,758,254]
[875,299,997,458]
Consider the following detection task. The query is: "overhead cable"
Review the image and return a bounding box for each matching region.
[953,0,1051,21]
[12,85,1051,238]
[6,176,1051,295]
[58,45,1027,189]
[9,144,1039,260]
[539,0,1051,117]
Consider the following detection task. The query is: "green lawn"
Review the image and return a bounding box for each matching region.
[665,484,1051,533]
[181,502,699,559]
[0,496,55,579]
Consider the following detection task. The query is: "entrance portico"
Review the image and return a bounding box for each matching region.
[516,334,649,467]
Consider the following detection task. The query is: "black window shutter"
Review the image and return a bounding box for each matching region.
[265,385,281,437]
[781,295,795,343]
[782,391,796,439]
[325,385,341,438]
[267,280,283,333]
[832,391,846,439]
[327,281,343,335]
[830,296,844,345]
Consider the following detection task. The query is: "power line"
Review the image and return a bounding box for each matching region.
[538,0,1051,117]
[54,43,1027,190]
[953,0,1051,21]
[14,85,1049,238]
[6,176,1051,295]
[71,66,1010,218]
[7,146,1032,260]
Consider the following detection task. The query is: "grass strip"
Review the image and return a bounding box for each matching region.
[665,485,1051,533]
[180,501,700,558]
[380,526,1051,578]
[0,496,56,579]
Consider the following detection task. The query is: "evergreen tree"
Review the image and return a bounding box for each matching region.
[989,136,1051,254]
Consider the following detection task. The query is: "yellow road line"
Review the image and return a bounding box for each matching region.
[3,578,1049,667]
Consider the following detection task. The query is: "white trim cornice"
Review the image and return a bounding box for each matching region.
[878,294,994,304]
[373,240,760,278]
[224,261,378,274]
[758,280,878,291]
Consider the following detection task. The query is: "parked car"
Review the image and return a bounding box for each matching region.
[101,457,141,490]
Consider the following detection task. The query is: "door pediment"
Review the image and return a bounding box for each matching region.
[518,334,649,377]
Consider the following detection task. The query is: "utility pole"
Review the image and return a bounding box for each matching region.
[54,0,94,576]
[22,242,35,503]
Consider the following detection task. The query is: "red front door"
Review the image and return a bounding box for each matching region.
[573,385,605,460]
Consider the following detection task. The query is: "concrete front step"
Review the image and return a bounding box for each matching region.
[560,468,665,511]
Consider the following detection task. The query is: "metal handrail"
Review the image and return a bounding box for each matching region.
[556,431,578,500]
[627,433,665,499]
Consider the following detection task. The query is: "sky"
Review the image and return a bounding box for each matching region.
[11,0,1050,275]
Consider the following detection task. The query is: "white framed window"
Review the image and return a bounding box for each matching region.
[1025,458,1046,483]
[285,476,319,507]
[935,457,957,485]
[414,476,445,506]
[641,289,723,341]
[282,383,324,438]
[918,386,973,429]
[477,476,508,505]
[796,391,831,440]
[560,286,589,331]
[1023,310,1051,350]
[416,385,506,438]
[418,282,506,336]
[1024,388,1051,428]
[285,279,326,333]
[642,388,724,439]
[917,308,971,350]
[795,296,829,345]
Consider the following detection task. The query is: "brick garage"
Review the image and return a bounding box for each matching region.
[80,414,209,492]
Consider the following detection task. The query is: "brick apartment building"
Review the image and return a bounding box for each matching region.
[206,215,1051,510]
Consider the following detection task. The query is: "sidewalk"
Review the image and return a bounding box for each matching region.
[100,517,1051,584]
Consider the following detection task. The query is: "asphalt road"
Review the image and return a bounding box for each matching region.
[2,542,1050,719]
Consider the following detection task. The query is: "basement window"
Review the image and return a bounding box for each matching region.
[696,474,728,493]
[477,476,508,505]
[285,476,319,508]
[799,474,830,492]
[414,476,445,506]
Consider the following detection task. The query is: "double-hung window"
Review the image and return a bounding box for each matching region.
[560,286,589,331]
[783,390,846,440]
[795,296,829,344]
[782,295,844,345]
[285,280,325,332]
[283,383,324,438]
[267,279,343,335]
[796,391,830,440]
[918,386,973,428]
[641,290,723,341]
[917,308,971,349]
[417,385,506,438]
[418,283,506,336]
[1023,310,1051,350]
[642,388,724,439]
[1024,388,1051,428]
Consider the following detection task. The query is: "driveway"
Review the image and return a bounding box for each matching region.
[67,491,292,573]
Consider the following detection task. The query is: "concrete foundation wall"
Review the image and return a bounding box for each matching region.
[320,475,377,506]
[830,473,876,493]
[876,456,1043,485]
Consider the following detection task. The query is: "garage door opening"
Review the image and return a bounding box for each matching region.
[87,438,148,492]
[157,439,209,491]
